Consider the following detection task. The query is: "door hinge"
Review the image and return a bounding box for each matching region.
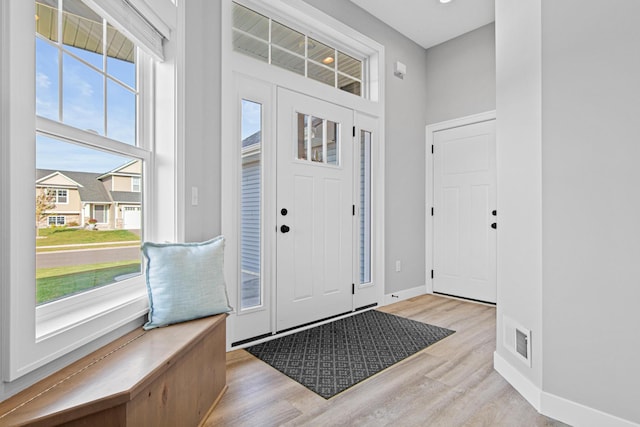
[431,269,434,279]
[431,207,434,216]
[353,204,356,216]
[431,144,434,154]
[352,283,355,294]
[353,126,356,137]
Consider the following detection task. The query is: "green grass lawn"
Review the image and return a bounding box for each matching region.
[37,260,142,304]
[36,228,140,247]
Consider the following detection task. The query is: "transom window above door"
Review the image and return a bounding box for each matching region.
[232,2,363,97]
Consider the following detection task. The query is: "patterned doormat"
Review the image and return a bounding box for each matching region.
[246,310,455,399]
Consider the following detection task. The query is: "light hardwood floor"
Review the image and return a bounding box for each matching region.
[206,294,569,427]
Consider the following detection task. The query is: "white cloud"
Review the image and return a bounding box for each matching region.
[36,72,51,88]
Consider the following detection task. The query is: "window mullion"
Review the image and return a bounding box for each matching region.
[103,18,108,138]
[36,116,151,163]
[58,0,64,122]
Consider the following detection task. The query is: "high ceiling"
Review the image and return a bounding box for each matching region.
[349,0,495,49]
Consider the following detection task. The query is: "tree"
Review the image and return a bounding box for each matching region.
[36,189,56,235]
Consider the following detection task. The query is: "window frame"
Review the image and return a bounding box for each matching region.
[48,216,66,226]
[0,0,177,386]
[54,189,68,204]
[131,176,141,192]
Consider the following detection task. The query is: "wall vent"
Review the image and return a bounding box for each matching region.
[503,315,532,367]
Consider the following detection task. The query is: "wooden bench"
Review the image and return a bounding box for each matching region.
[0,314,227,426]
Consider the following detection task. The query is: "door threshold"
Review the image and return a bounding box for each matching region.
[433,292,496,306]
[230,306,379,349]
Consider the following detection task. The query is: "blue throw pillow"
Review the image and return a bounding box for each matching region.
[141,236,232,330]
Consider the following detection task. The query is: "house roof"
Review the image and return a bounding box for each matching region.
[36,169,112,203]
[110,191,141,204]
[35,1,134,63]
[242,131,261,149]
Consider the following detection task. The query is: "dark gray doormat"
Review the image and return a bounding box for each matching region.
[246,310,455,399]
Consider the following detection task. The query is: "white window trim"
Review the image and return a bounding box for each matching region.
[0,0,179,393]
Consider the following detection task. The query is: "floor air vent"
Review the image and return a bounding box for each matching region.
[503,315,532,367]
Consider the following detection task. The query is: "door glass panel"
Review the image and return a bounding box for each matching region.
[296,114,340,166]
[360,130,372,284]
[327,120,338,165]
[297,113,308,160]
[311,117,323,163]
[240,99,262,310]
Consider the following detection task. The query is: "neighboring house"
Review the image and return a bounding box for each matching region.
[35,160,141,230]
[241,131,261,295]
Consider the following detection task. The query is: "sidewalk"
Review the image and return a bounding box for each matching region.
[37,240,141,249]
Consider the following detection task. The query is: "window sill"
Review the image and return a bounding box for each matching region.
[36,277,149,342]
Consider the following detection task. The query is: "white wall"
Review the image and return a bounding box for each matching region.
[496,0,640,424]
[494,0,543,390]
[425,23,496,125]
[302,0,429,295]
[541,0,640,423]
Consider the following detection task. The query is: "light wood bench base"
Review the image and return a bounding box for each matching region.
[0,314,227,426]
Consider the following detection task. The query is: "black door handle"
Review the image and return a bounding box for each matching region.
[492,210,497,216]
[491,223,497,229]
[281,225,290,233]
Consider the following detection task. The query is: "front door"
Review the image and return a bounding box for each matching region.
[276,88,354,331]
[433,120,497,303]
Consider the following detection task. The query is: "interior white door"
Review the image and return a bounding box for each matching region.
[433,120,496,303]
[276,88,354,331]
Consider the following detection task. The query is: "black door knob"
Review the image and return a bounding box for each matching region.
[281,208,288,216]
[491,223,497,229]
[492,210,497,216]
[281,225,290,233]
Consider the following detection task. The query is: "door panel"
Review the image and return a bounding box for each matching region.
[277,88,354,331]
[433,120,496,303]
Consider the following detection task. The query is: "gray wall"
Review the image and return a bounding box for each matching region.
[183,0,222,242]
[541,0,640,422]
[303,0,429,294]
[425,23,496,125]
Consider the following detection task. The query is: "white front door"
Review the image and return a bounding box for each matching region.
[433,120,497,303]
[276,88,354,331]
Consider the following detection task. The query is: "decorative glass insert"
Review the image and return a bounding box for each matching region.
[240,99,263,310]
[360,130,372,284]
[296,113,340,166]
[232,2,364,97]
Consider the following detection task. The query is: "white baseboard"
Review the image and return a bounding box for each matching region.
[494,351,640,427]
[541,392,640,427]
[383,285,427,306]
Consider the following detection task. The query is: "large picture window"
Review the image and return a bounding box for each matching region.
[35,0,145,305]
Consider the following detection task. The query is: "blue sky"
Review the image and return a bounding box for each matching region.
[241,99,261,141]
[37,32,261,174]
[36,35,137,173]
